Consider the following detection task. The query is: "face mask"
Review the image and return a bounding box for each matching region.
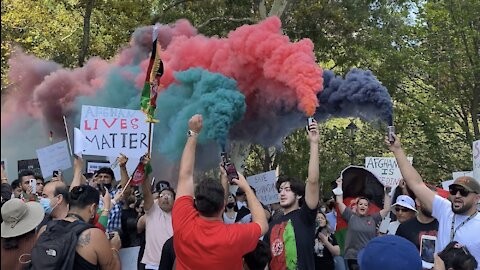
[226,202,235,208]
[40,197,55,215]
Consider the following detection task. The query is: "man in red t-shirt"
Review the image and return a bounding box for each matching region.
[172,114,268,270]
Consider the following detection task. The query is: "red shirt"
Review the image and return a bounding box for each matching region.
[173,196,261,270]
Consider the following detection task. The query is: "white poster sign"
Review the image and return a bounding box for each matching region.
[119,246,140,270]
[80,105,151,158]
[36,141,72,178]
[86,157,138,181]
[365,157,413,187]
[247,170,279,205]
[473,140,480,182]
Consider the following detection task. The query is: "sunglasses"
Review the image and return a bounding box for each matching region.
[395,207,413,213]
[449,187,471,197]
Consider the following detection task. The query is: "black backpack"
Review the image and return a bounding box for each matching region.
[29,219,94,270]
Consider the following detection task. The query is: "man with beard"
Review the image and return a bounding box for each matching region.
[387,134,480,269]
[263,119,320,270]
[396,187,439,251]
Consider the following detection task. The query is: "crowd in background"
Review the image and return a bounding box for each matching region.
[1,114,479,270]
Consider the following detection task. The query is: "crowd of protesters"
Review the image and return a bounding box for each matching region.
[1,114,479,270]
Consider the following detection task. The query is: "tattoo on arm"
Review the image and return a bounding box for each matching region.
[77,231,91,247]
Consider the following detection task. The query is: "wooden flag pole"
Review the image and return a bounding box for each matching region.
[147,122,153,158]
[63,116,73,156]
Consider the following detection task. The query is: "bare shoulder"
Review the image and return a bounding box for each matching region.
[77,228,106,247]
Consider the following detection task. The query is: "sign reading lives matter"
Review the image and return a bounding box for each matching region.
[80,105,151,158]
[365,156,413,187]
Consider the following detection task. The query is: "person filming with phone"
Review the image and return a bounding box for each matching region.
[386,133,480,269]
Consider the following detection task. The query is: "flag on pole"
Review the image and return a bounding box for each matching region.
[130,159,153,187]
[140,27,164,123]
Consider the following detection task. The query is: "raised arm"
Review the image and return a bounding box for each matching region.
[379,186,392,218]
[219,164,229,200]
[305,119,320,210]
[176,114,203,198]
[386,134,435,213]
[117,154,129,190]
[232,173,268,235]
[333,177,347,214]
[70,156,85,191]
[142,175,154,211]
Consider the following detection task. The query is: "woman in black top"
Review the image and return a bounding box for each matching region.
[314,211,340,270]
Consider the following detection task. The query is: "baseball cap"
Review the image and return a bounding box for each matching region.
[358,235,421,270]
[450,176,480,194]
[392,195,417,212]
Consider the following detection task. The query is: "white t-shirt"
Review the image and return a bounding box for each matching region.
[432,195,480,269]
[141,200,173,266]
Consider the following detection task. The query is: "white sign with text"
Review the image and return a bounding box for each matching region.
[365,156,413,186]
[473,140,480,182]
[247,170,279,205]
[452,171,473,181]
[36,140,72,178]
[80,105,151,158]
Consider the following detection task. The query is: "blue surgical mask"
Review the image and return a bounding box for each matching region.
[40,197,54,215]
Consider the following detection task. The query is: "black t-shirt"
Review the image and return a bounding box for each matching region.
[395,217,439,251]
[314,230,338,270]
[264,203,317,270]
[159,236,175,270]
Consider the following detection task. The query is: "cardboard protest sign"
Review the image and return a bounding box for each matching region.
[18,159,42,176]
[474,140,480,182]
[246,170,279,205]
[36,140,72,178]
[80,105,151,158]
[365,156,413,187]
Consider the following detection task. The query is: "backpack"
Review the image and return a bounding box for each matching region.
[29,219,94,270]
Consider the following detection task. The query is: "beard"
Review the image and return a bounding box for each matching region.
[280,198,297,209]
[451,200,473,214]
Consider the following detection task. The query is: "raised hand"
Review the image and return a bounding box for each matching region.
[188,114,203,134]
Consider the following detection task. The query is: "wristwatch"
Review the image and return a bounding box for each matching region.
[187,130,198,137]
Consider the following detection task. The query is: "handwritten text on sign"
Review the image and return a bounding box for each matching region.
[365,157,413,186]
[473,140,480,182]
[80,105,151,158]
[247,170,279,205]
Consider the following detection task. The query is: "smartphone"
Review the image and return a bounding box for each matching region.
[29,178,37,194]
[420,235,436,269]
[221,152,239,185]
[98,183,106,196]
[387,126,395,144]
[306,117,315,131]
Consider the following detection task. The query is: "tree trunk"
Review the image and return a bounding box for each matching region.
[78,0,95,67]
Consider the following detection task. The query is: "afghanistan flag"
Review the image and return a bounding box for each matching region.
[140,35,164,123]
[130,157,153,187]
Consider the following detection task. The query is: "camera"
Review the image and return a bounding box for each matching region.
[221,152,239,185]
